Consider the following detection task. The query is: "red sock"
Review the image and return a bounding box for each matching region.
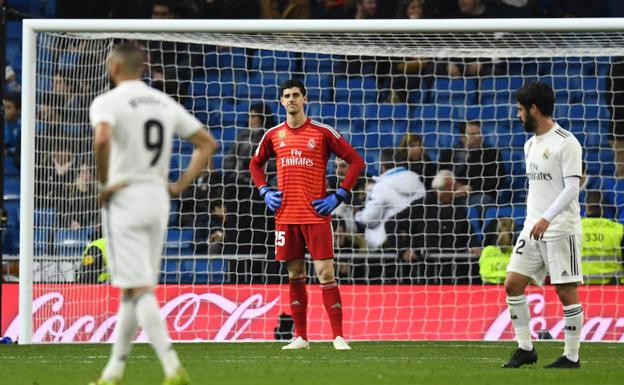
[289,277,308,340]
[321,281,343,338]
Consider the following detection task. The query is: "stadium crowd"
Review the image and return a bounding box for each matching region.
[2,0,624,286]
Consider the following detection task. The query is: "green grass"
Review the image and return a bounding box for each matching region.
[0,341,622,385]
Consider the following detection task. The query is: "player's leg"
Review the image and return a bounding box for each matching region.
[91,207,137,384]
[99,289,138,382]
[502,234,545,368]
[306,223,350,350]
[136,193,188,383]
[544,236,583,369]
[277,224,309,349]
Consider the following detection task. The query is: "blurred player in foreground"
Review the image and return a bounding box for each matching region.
[89,42,216,384]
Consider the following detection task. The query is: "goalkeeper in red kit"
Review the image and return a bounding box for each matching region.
[249,79,365,350]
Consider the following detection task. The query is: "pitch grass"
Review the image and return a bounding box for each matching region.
[1,341,622,385]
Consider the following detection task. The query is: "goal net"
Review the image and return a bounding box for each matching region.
[12,19,624,343]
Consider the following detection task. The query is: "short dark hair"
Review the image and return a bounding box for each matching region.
[379,147,406,171]
[3,92,21,109]
[279,79,306,97]
[249,102,277,129]
[516,82,555,117]
[459,120,480,136]
[585,190,603,217]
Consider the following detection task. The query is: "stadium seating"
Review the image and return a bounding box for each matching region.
[165,228,194,255]
[5,33,622,288]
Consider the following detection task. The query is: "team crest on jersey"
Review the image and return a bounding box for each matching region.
[543,148,551,159]
[279,129,286,139]
[307,138,316,149]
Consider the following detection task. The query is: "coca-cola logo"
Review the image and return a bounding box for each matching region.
[484,293,624,342]
[2,285,622,342]
[4,291,280,343]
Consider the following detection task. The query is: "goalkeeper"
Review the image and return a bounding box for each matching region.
[249,79,365,350]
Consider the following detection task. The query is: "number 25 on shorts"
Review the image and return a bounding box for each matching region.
[275,231,286,247]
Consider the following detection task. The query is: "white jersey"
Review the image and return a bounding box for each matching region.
[89,80,202,187]
[522,123,582,239]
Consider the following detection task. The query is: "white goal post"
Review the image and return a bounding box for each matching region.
[17,18,624,344]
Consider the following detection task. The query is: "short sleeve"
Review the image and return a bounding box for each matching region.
[172,102,203,139]
[89,96,116,128]
[560,138,582,178]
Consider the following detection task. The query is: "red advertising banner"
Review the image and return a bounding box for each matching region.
[1,284,623,342]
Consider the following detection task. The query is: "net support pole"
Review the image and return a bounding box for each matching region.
[18,21,36,345]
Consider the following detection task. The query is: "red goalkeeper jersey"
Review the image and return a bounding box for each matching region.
[250,117,364,224]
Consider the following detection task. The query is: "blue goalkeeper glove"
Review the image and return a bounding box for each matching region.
[311,188,350,216]
[259,186,283,213]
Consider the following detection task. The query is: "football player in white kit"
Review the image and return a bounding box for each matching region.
[502,82,583,369]
[88,43,216,385]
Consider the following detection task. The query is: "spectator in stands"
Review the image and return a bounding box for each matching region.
[550,0,602,17]
[444,1,508,76]
[384,0,433,103]
[314,0,350,18]
[607,59,624,178]
[438,120,506,215]
[332,217,367,280]
[395,0,426,18]
[355,148,425,250]
[151,1,177,18]
[201,0,260,18]
[479,217,515,284]
[327,157,367,234]
[333,217,367,254]
[260,0,312,18]
[450,0,500,18]
[224,102,277,186]
[399,169,479,280]
[4,65,21,93]
[222,103,278,254]
[61,163,99,229]
[148,2,193,100]
[499,0,535,17]
[178,159,227,229]
[36,139,80,201]
[398,133,437,189]
[2,92,21,155]
[353,0,377,19]
[397,169,478,282]
[193,199,237,255]
[581,191,624,284]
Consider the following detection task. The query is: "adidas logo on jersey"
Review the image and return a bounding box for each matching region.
[280,141,286,147]
[562,271,569,276]
[291,300,302,306]
[331,302,342,309]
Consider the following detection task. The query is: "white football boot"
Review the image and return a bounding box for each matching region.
[333,336,352,350]
[281,336,310,350]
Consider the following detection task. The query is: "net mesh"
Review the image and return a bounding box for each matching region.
[25,29,621,342]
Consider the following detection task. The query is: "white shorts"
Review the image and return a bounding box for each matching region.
[507,233,583,286]
[102,182,170,289]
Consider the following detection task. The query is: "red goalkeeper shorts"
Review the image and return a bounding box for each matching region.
[274,222,334,261]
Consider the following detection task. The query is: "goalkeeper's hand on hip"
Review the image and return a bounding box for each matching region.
[259,186,283,213]
[311,188,350,216]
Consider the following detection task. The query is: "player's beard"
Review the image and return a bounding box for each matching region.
[521,113,536,133]
[287,106,299,115]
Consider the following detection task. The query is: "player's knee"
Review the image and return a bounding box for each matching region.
[504,276,524,296]
[316,267,335,284]
[554,284,578,305]
[288,271,306,281]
